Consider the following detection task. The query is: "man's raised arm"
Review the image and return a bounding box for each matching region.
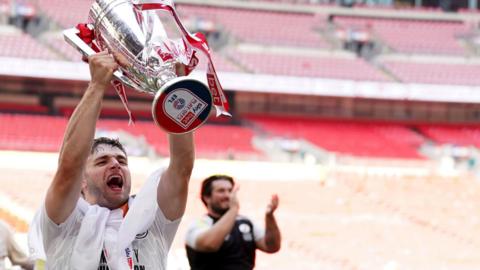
[157,133,195,221]
[45,51,118,224]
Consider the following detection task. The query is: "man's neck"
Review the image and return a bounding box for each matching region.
[83,195,129,214]
[207,208,227,219]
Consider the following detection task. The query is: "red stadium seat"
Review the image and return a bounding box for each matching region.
[246,114,425,159]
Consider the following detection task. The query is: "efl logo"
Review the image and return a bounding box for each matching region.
[164,88,208,129]
[173,98,185,110]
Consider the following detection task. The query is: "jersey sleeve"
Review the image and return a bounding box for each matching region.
[39,203,81,253]
[185,216,213,249]
[150,207,182,249]
[252,219,265,242]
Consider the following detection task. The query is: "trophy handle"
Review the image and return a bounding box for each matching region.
[63,27,139,91]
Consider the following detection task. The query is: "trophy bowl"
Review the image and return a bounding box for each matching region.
[63,0,229,134]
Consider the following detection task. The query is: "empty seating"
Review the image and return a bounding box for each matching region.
[0,114,66,152]
[0,113,258,158]
[179,5,329,48]
[382,60,480,86]
[53,96,153,119]
[228,50,390,80]
[417,124,480,147]
[40,32,83,62]
[194,52,242,73]
[195,125,258,157]
[0,93,48,114]
[334,17,468,55]
[247,115,424,158]
[0,31,62,60]
[36,0,91,28]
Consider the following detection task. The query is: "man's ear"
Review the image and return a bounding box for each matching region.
[80,177,88,196]
[202,195,210,206]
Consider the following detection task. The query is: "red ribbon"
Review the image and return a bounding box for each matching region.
[134,1,231,117]
[75,24,135,124]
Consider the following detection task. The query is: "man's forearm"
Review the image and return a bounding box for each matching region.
[157,133,195,220]
[9,238,34,270]
[195,207,238,252]
[58,83,105,169]
[264,213,281,252]
[168,133,195,177]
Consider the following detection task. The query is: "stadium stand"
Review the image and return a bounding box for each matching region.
[0,27,62,60]
[39,31,84,62]
[178,4,329,48]
[0,92,48,114]
[0,113,259,158]
[193,51,244,73]
[35,0,91,28]
[417,124,480,147]
[228,49,391,80]
[0,114,65,152]
[246,114,425,158]
[381,59,480,85]
[334,16,469,55]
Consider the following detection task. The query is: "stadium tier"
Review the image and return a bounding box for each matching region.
[40,32,84,61]
[418,124,480,147]
[246,114,425,158]
[381,59,480,85]
[0,113,259,158]
[35,0,92,28]
[228,49,391,80]
[178,4,329,48]
[334,16,468,55]
[3,112,480,159]
[0,29,62,60]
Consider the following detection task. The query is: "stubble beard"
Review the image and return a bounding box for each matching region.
[211,203,229,216]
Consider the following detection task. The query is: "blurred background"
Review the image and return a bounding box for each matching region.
[1,0,480,269]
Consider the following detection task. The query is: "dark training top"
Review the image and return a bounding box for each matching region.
[186,214,264,270]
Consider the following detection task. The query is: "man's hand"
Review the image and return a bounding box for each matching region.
[88,51,119,88]
[257,194,281,253]
[229,185,240,211]
[175,62,188,77]
[266,194,279,216]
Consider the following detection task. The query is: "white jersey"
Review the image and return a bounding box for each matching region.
[39,200,181,270]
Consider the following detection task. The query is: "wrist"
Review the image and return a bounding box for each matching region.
[229,204,239,213]
[88,81,109,92]
[266,212,275,218]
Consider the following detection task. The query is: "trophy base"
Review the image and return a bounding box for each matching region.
[152,77,213,134]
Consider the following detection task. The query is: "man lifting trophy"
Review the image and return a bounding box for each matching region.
[64,0,231,133]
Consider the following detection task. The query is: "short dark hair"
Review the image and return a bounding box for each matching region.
[200,175,235,206]
[91,137,127,155]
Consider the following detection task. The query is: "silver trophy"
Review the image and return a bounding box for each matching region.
[64,0,229,134]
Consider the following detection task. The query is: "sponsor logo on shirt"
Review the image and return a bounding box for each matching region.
[239,223,253,242]
[135,231,149,239]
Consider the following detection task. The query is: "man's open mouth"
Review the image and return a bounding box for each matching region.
[107,175,123,191]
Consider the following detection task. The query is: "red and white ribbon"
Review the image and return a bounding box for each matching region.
[75,23,136,125]
[132,0,231,117]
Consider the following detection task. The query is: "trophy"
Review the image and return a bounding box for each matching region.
[63,0,230,134]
